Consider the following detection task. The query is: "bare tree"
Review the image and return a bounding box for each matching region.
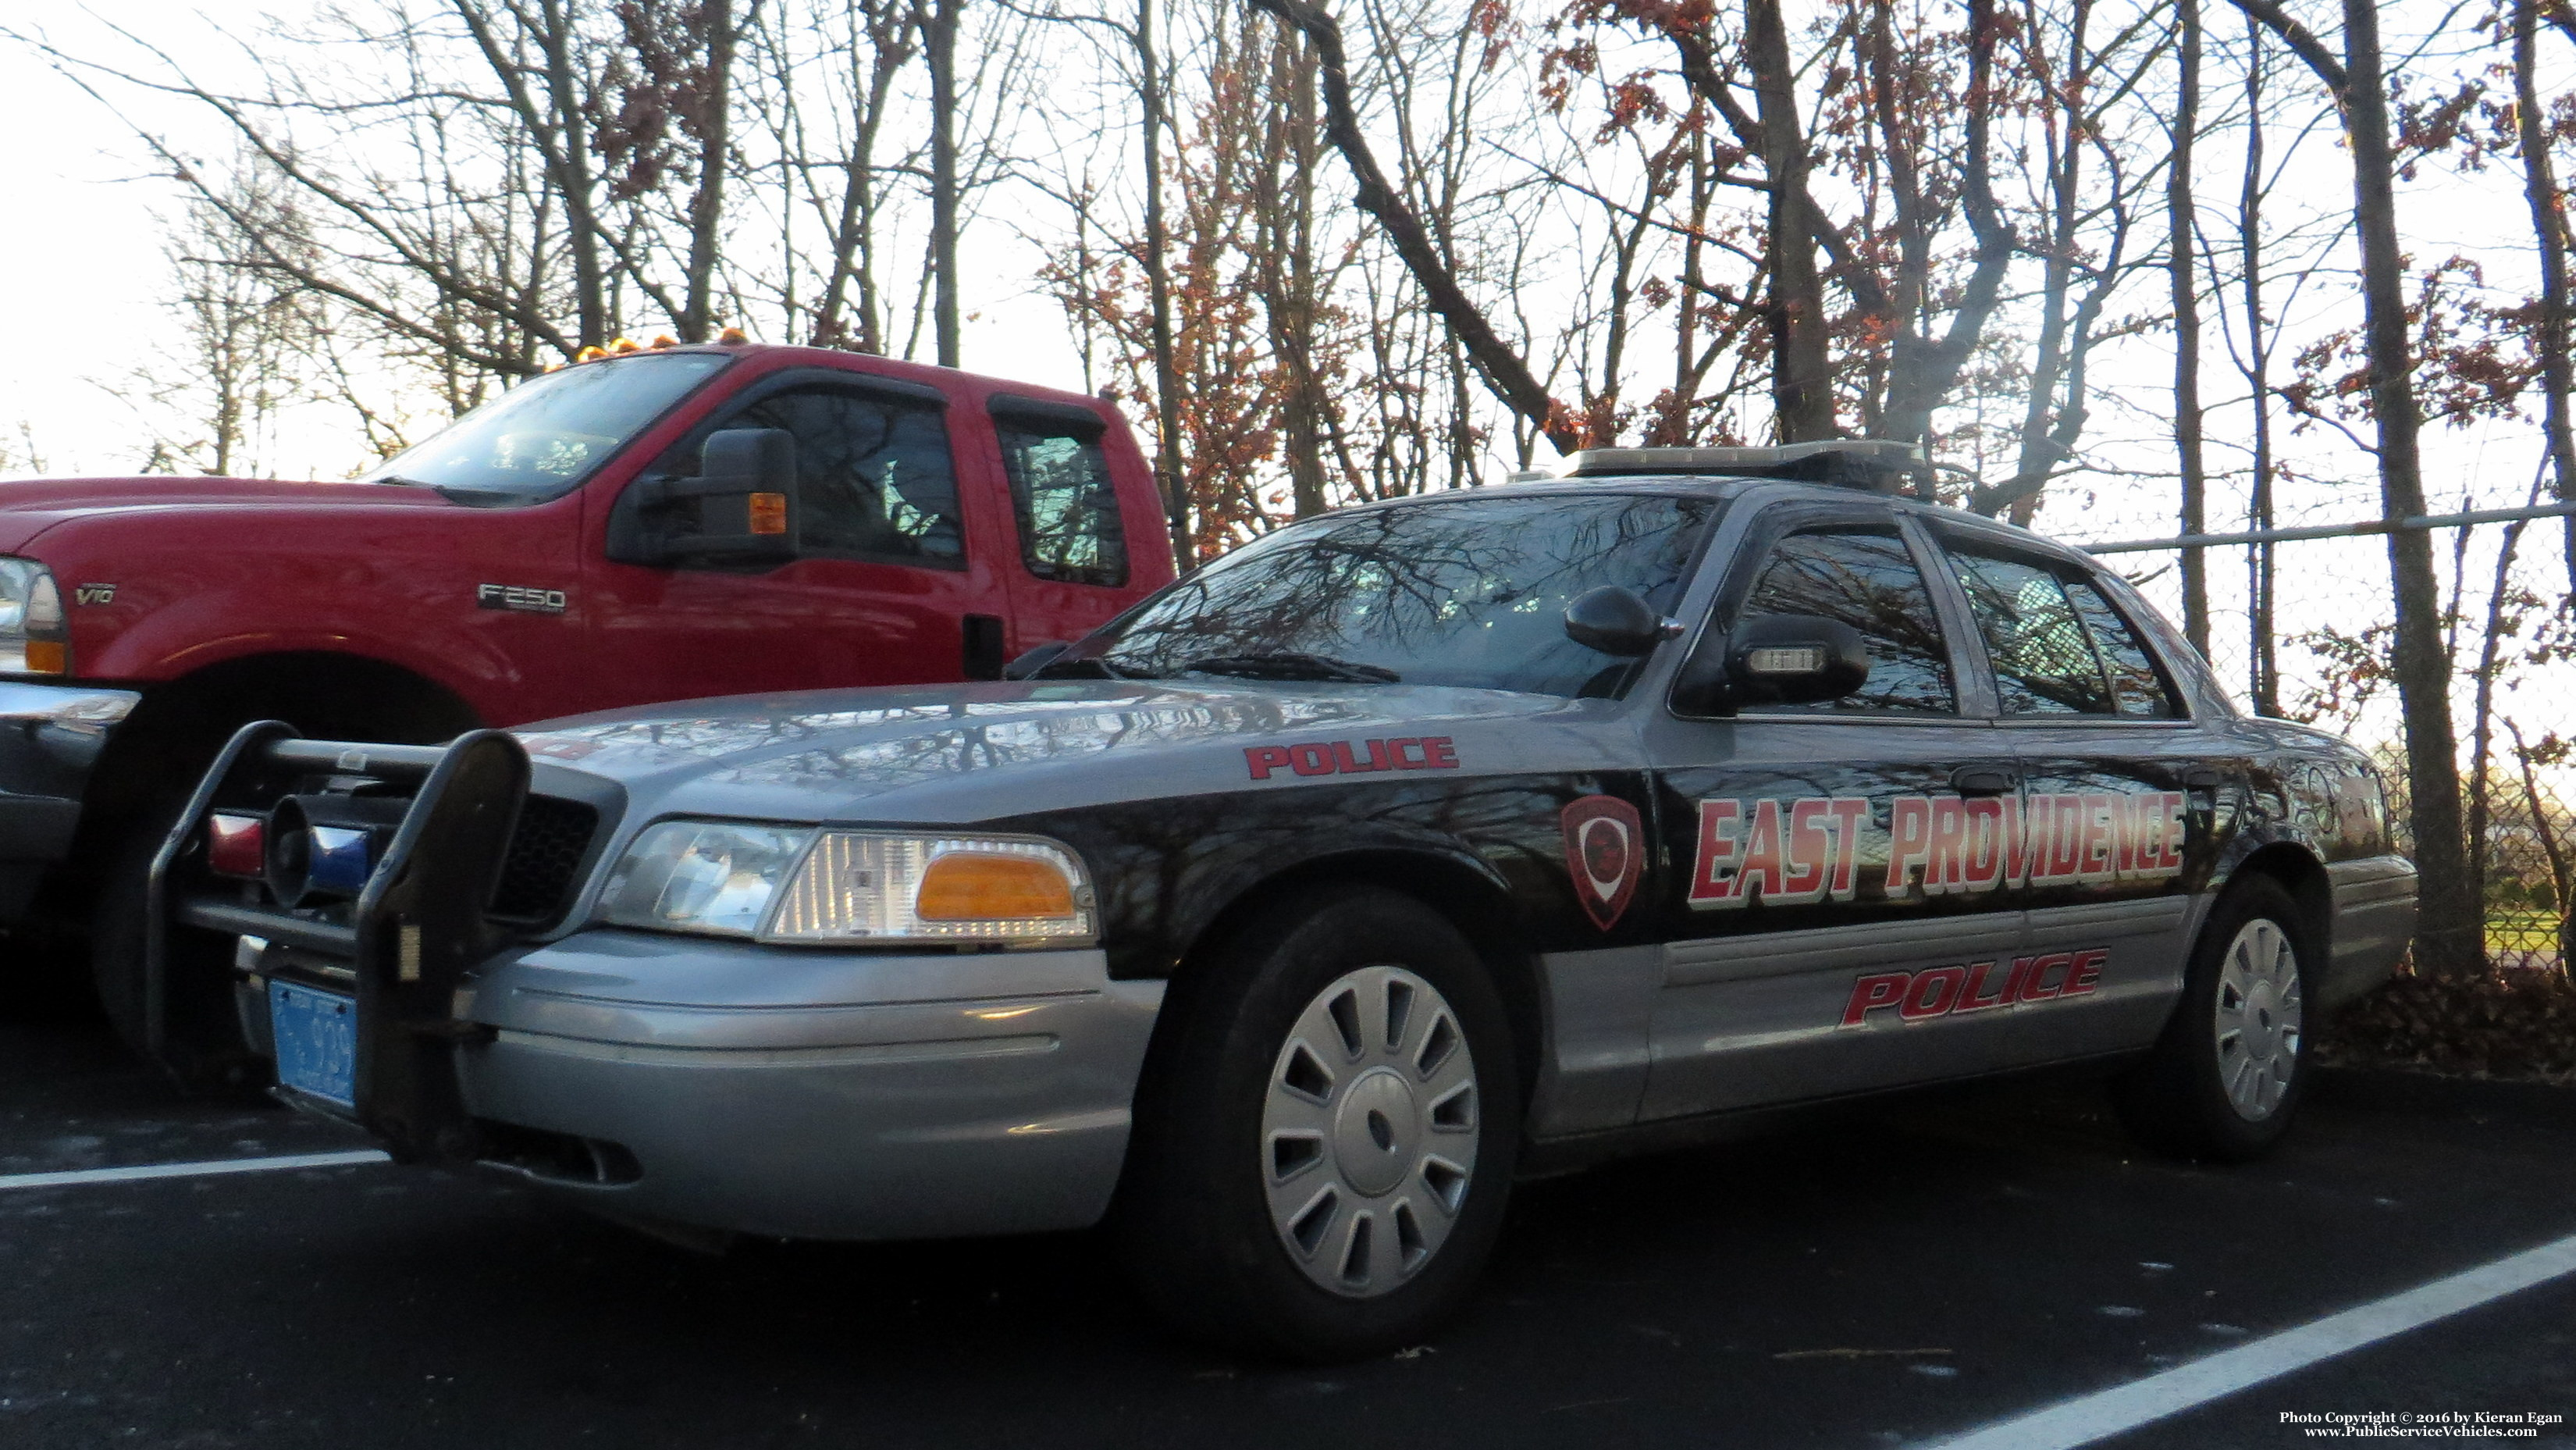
[130,155,320,477]
[2171,0,2212,655]
[2230,0,2478,978]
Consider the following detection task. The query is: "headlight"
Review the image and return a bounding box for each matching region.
[598,820,1097,948]
[0,558,66,675]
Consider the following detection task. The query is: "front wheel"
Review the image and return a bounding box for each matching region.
[1115,885,1521,1361]
[2114,875,2311,1162]
[91,800,261,1096]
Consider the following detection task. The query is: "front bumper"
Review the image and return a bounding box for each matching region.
[0,682,138,919]
[448,929,1164,1241]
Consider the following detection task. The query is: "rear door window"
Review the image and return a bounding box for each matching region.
[1948,552,2108,715]
[1948,548,2183,718]
[2063,576,2182,718]
[1733,528,1956,714]
[995,417,1130,587]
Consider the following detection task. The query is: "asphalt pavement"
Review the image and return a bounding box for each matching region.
[3,974,2571,1450]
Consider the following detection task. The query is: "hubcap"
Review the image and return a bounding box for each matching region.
[2214,917,2304,1121]
[1261,964,1479,1299]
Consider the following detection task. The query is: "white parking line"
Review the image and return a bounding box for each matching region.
[1918,1229,2576,1449]
[0,1149,390,1191]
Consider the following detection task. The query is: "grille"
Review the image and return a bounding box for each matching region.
[490,795,600,922]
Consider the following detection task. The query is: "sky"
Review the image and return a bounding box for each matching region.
[0,2,2567,775]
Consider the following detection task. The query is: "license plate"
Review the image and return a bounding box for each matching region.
[269,980,358,1108]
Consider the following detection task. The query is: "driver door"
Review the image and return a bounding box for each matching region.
[585,374,1015,707]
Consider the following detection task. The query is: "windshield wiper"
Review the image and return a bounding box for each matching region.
[1176,652,1400,684]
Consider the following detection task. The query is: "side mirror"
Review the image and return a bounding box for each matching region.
[1720,614,1872,706]
[1564,586,1681,657]
[1003,640,1072,680]
[625,428,800,565]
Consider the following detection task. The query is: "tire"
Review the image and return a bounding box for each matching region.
[2113,875,2312,1163]
[1114,883,1522,1361]
[91,800,262,1096]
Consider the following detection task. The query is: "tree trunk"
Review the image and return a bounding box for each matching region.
[2170,0,2211,656]
[925,0,962,367]
[1745,0,1834,440]
[679,1,736,342]
[1873,0,2011,449]
[1137,0,1190,567]
[2239,12,2279,715]
[2464,515,2531,915]
[2516,0,2576,597]
[2233,0,2478,975]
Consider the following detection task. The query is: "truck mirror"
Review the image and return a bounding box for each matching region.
[1563,586,1680,657]
[625,428,800,565]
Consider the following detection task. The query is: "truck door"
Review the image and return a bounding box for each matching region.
[982,394,1149,657]
[1635,505,2027,1120]
[586,372,1013,706]
[1927,530,2227,1065]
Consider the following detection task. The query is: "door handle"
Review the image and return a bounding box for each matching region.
[1951,765,2019,796]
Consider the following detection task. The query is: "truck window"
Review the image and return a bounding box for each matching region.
[362,352,730,501]
[995,422,1129,587]
[1946,550,2113,715]
[731,388,964,566]
[1735,529,1956,715]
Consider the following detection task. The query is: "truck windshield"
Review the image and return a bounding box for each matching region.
[1079,491,1716,698]
[361,352,731,501]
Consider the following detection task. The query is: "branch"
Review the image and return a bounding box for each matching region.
[2226,0,2350,97]
[1244,0,1580,453]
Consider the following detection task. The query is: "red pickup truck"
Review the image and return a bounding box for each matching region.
[0,342,1173,1074]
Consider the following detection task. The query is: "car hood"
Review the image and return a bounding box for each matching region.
[516,679,1630,827]
[0,475,449,553]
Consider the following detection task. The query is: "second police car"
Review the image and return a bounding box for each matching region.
[151,441,2417,1359]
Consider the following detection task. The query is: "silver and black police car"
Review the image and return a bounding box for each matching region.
[150,441,2417,1359]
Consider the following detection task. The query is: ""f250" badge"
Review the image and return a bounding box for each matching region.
[477,584,568,615]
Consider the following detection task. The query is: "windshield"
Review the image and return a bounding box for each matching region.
[361,352,731,501]
[1079,491,1717,697]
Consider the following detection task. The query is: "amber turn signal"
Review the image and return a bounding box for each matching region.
[748,493,788,535]
[21,639,66,675]
[915,853,1077,921]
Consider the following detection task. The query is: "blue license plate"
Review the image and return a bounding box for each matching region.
[269,980,358,1107]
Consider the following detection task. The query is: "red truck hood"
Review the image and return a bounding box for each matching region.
[0,475,450,554]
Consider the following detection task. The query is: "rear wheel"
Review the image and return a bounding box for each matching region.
[2114,875,2311,1162]
[1115,884,1521,1361]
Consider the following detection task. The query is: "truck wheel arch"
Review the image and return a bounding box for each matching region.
[67,652,482,887]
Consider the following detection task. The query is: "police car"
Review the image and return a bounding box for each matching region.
[151,441,2417,1359]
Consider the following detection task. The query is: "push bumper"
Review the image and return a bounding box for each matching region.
[0,682,137,919]
[453,930,1163,1242]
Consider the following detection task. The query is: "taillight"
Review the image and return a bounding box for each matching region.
[207,813,266,878]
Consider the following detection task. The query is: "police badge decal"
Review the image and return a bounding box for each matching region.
[1561,794,1644,931]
